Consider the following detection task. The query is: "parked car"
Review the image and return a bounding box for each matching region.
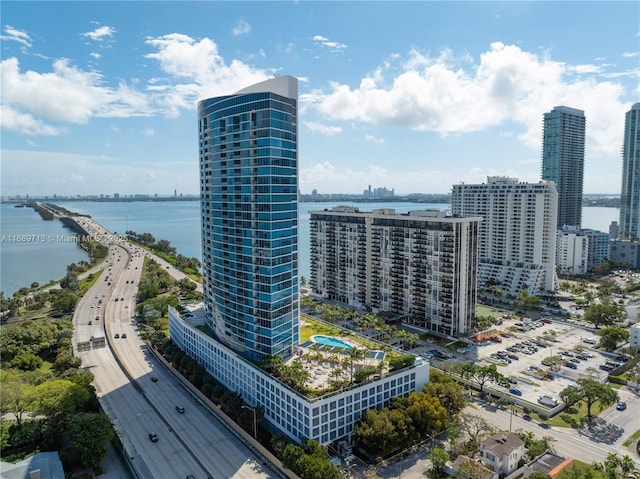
[565,361,578,369]
[509,388,522,396]
[617,402,627,411]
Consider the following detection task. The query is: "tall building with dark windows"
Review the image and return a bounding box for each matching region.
[619,103,640,239]
[198,76,299,362]
[541,106,586,228]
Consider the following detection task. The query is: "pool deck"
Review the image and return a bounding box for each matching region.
[287,336,386,391]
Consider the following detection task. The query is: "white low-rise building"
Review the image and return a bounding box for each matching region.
[631,323,640,348]
[169,307,430,445]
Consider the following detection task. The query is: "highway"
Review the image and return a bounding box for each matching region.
[71,217,280,479]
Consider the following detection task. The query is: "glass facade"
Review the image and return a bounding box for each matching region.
[198,77,299,361]
[620,103,640,239]
[541,106,585,229]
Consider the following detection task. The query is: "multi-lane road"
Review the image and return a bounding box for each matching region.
[72,217,282,479]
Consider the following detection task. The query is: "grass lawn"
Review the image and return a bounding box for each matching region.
[547,400,608,428]
[622,428,640,446]
[299,315,343,343]
[476,304,505,319]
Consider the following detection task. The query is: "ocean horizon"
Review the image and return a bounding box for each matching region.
[0,201,619,297]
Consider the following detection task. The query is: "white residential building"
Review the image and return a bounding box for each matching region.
[556,226,588,275]
[480,432,525,478]
[310,207,481,336]
[451,177,558,297]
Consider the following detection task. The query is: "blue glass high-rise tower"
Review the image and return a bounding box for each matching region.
[198,76,299,362]
[541,106,586,229]
[620,104,640,239]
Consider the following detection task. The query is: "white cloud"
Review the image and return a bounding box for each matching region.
[1,25,31,48]
[310,42,629,158]
[90,52,101,59]
[364,134,383,144]
[0,57,154,132]
[142,128,155,137]
[82,26,116,41]
[312,35,346,51]
[622,52,640,58]
[0,104,62,136]
[232,18,251,36]
[304,121,342,135]
[144,33,271,112]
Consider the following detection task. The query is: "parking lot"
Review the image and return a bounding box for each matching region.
[422,316,628,410]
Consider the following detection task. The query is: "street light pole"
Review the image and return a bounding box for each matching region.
[509,403,514,432]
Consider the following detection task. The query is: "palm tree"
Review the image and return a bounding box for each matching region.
[619,455,638,478]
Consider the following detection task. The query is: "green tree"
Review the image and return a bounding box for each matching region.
[597,325,630,351]
[512,289,541,315]
[429,448,450,479]
[393,392,448,440]
[352,408,408,457]
[583,302,626,329]
[29,379,91,421]
[458,363,506,394]
[516,429,555,457]
[67,413,115,469]
[422,369,467,419]
[0,375,32,424]
[567,378,619,421]
[10,352,43,371]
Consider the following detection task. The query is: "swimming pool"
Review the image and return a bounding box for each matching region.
[312,335,353,349]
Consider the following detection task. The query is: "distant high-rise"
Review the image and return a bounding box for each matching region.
[198,76,299,361]
[541,106,586,228]
[619,103,640,239]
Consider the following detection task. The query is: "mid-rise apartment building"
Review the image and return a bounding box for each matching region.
[619,103,640,239]
[451,177,558,296]
[541,106,586,229]
[556,226,588,275]
[582,229,610,271]
[310,207,480,336]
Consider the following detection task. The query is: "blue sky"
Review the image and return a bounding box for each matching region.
[1,1,638,197]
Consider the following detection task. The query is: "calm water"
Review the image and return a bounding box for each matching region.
[1,204,90,296]
[0,201,620,297]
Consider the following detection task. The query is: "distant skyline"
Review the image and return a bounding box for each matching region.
[1,1,638,196]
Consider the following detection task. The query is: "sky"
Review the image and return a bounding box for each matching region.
[1,1,639,197]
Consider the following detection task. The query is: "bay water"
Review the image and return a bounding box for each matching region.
[0,201,620,297]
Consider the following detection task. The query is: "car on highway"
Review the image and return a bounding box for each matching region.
[114,333,120,339]
[88,321,92,325]
[148,432,158,442]
[522,414,532,421]
[121,333,127,339]
[509,388,522,396]
[150,376,158,382]
[176,405,185,413]
[617,402,627,411]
